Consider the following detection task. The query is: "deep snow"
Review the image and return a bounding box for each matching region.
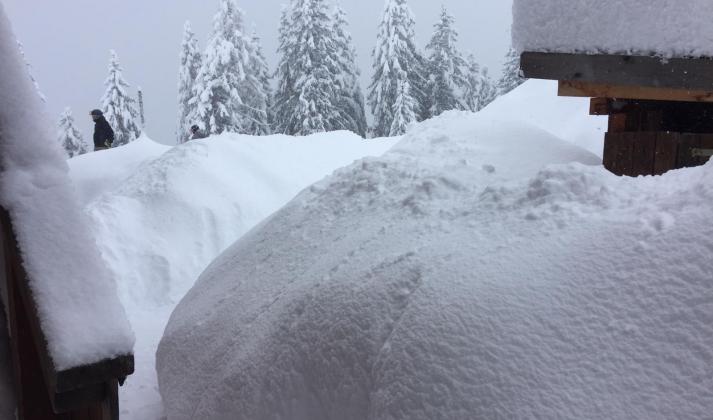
[513,0,713,58]
[68,130,400,419]
[157,100,712,417]
[0,3,133,371]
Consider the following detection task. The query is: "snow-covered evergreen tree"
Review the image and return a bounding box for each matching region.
[368,0,426,137]
[478,67,498,110]
[462,54,481,112]
[425,6,467,118]
[389,75,418,136]
[497,47,526,96]
[100,50,141,147]
[177,21,202,143]
[57,107,87,158]
[191,0,253,135]
[17,41,46,103]
[137,86,146,128]
[274,0,339,136]
[331,4,367,137]
[241,32,272,136]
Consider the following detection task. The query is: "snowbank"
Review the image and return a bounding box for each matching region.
[513,0,713,58]
[154,108,708,419]
[68,130,399,418]
[0,3,133,370]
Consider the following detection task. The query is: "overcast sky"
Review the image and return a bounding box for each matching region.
[3,0,513,144]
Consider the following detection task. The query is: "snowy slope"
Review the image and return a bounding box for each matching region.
[157,109,712,419]
[513,0,713,58]
[69,130,399,419]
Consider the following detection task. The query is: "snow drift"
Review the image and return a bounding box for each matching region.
[155,92,713,419]
[513,0,713,58]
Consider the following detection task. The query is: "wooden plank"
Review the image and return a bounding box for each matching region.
[523,52,713,91]
[631,133,657,175]
[654,133,679,175]
[590,98,611,115]
[558,80,713,103]
[608,113,627,133]
[604,133,636,176]
[676,134,702,168]
[697,135,713,166]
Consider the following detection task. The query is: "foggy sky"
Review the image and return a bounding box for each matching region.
[3,0,513,144]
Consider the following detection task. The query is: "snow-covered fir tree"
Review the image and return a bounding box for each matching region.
[100,50,141,147]
[497,47,526,96]
[191,0,253,135]
[368,0,426,137]
[17,41,46,103]
[390,76,418,136]
[478,67,498,110]
[177,21,202,143]
[274,0,339,136]
[331,4,367,137]
[241,32,272,136]
[425,6,467,118]
[462,54,481,112]
[137,86,146,128]
[57,107,87,158]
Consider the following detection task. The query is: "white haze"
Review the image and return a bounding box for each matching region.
[3,0,512,144]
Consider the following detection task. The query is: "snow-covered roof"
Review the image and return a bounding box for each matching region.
[0,4,133,370]
[159,83,707,418]
[513,0,713,58]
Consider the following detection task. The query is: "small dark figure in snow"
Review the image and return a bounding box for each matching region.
[90,109,114,151]
[189,124,207,141]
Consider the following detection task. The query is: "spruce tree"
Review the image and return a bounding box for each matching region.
[241,32,272,136]
[425,6,467,118]
[462,54,481,112]
[497,47,526,95]
[368,0,425,137]
[192,0,252,135]
[100,50,141,147]
[57,107,87,158]
[478,67,498,109]
[331,4,367,137]
[177,21,202,143]
[137,86,146,128]
[274,0,339,136]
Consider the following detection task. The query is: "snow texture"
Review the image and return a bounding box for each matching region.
[153,81,713,420]
[0,4,134,370]
[68,130,399,419]
[513,0,713,58]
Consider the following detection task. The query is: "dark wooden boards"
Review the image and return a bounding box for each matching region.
[604,132,713,176]
[522,52,713,91]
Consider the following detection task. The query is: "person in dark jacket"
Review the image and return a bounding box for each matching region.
[90,109,114,151]
[189,124,207,140]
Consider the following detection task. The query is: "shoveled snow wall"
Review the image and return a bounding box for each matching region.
[0,4,134,370]
[513,0,713,58]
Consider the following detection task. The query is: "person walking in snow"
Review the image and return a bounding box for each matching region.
[90,109,114,151]
[189,124,207,140]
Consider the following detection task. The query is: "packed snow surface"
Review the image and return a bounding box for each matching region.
[158,108,712,418]
[513,0,713,58]
[0,3,133,370]
[68,130,399,418]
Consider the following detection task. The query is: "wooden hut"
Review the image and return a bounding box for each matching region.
[520,52,713,177]
[1,207,134,420]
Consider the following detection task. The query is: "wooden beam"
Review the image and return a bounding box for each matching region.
[521,52,713,91]
[589,98,611,115]
[559,80,713,103]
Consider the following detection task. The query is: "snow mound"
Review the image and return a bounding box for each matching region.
[0,3,133,370]
[513,0,713,58]
[77,132,398,307]
[155,110,709,420]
